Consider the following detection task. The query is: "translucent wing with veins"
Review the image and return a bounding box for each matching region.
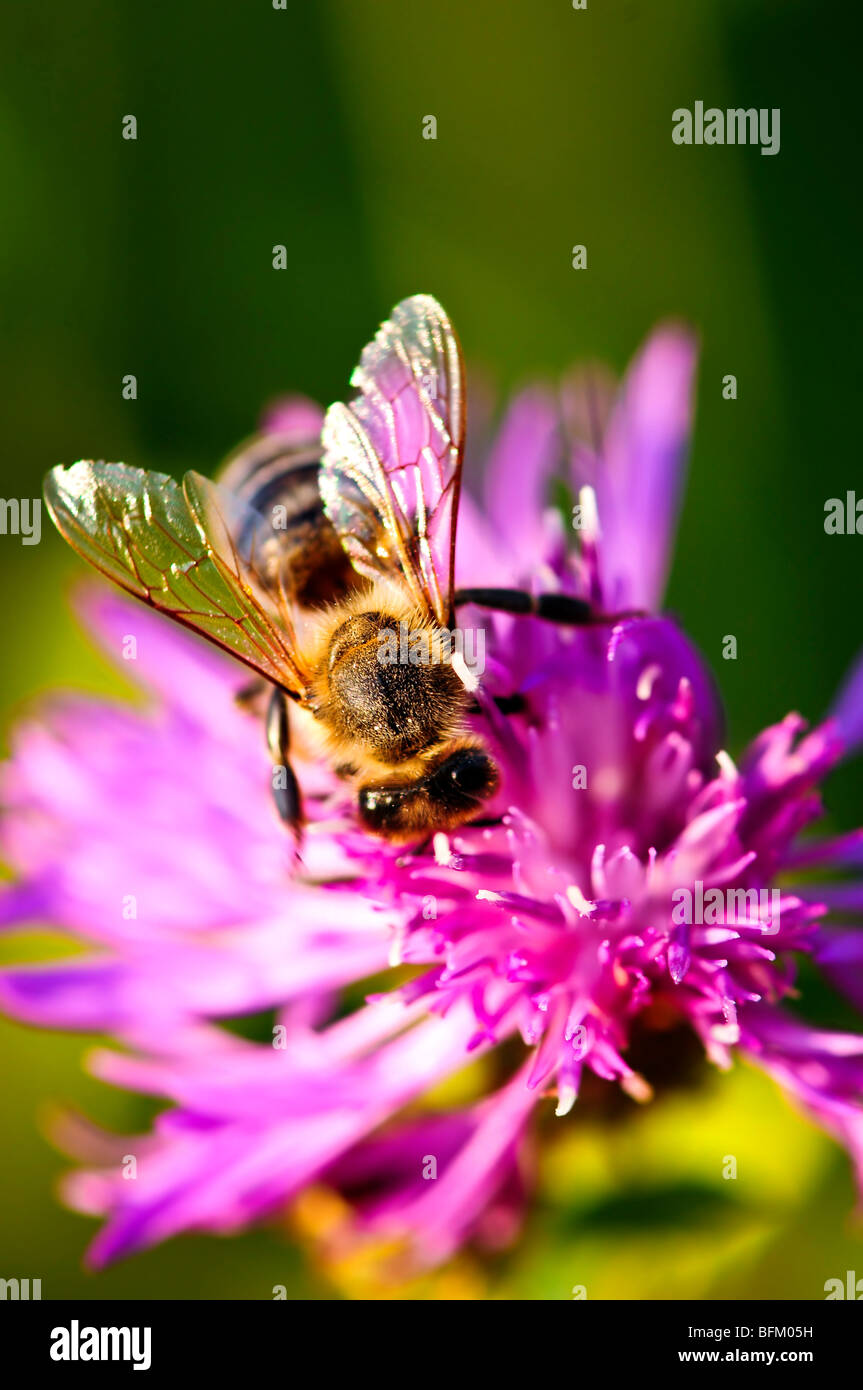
[44,461,313,697]
[320,294,466,627]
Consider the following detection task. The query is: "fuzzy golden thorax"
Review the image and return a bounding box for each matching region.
[299,580,473,781]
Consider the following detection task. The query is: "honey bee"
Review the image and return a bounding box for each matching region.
[44,295,633,842]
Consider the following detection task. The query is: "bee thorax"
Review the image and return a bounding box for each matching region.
[318,609,466,764]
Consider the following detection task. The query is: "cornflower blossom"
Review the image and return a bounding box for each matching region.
[3,324,863,1277]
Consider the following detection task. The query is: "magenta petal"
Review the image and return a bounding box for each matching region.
[741,1003,863,1189]
[258,394,324,441]
[591,324,697,611]
[829,645,863,755]
[483,387,560,572]
[816,930,863,1014]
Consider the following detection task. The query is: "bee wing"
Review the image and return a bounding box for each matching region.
[320,293,466,627]
[44,461,313,697]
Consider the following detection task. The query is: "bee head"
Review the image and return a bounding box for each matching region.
[356,742,499,840]
[423,745,499,813]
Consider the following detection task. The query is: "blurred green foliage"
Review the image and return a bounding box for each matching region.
[1,0,861,1299]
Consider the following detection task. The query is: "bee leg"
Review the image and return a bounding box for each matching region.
[401,835,434,860]
[453,588,646,626]
[266,686,304,839]
[467,693,525,716]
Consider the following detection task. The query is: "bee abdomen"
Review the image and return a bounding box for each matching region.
[221,440,355,608]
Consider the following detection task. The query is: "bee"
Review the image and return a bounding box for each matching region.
[44,295,633,843]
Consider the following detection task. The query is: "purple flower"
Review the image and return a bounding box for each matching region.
[4,324,863,1278]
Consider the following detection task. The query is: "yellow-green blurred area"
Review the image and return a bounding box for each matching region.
[1,0,861,1299]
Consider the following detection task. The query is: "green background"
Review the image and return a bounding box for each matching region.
[1,0,861,1299]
